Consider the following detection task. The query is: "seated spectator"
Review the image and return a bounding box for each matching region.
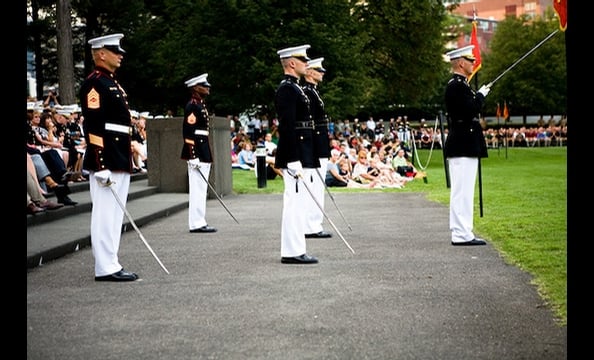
[130,111,149,172]
[237,141,256,169]
[231,148,239,165]
[27,152,72,207]
[263,132,277,156]
[265,148,283,180]
[352,150,377,184]
[231,129,248,155]
[369,154,405,188]
[27,192,46,214]
[29,111,82,183]
[345,150,379,187]
[252,147,283,179]
[325,149,349,187]
[391,148,417,179]
[43,111,70,167]
[535,126,551,147]
[29,111,67,165]
[27,167,63,214]
[325,150,378,189]
[66,108,87,177]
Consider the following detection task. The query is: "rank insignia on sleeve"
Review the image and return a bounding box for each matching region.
[89,133,104,147]
[87,88,100,109]
[187,113,196,124]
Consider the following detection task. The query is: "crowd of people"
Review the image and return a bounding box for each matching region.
[230,114,429,190]
[26,98,150,214]
[28,89,568,217]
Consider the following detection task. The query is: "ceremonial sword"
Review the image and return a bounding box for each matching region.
[291,171,355,254]
[107,183,170,274]
[314,168,353,231]
[191,163,240,224]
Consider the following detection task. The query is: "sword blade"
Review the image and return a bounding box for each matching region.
[193,164,240,224]
[297,173,355,254]
[315,168,352,231]
[109,185,170,274]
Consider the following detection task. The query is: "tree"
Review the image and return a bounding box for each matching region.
[28,0,460,120]
[481,11,567,118]
[352,0,451,118]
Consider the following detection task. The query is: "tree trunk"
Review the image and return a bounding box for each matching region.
[31,0,44,100]
[56,0,75,105]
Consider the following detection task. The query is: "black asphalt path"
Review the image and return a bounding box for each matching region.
[26,192,567,359]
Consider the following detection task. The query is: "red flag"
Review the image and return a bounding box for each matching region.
[468,20,482,82]
[553,0,567,31]
[503,101,509,121]
[496,103,501,120]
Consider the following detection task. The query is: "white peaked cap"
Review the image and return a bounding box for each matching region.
[88,33,126,53]
[63,104,81,113]
[445,45,475,61]
[130,110,139,118]
[307,57,326,72]
[57,108,73,116]
[277,44,311,60]
[139,111,151,118]
[185,73,211,87]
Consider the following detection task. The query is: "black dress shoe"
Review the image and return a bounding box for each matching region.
[305,231,332,238]
[53,183,71,196]
[95,269,139,282]
[451,238,487,246]
[189,225,217,233]
[281,254,319,264]
[58,195,78,206]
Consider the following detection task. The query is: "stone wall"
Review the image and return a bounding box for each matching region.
[146,116,232,198]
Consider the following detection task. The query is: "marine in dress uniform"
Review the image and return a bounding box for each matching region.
[80,33,139,281]
[274,44,319,264]
[180,73,217,233]
[302,57,332,239]
[444,45,491,246]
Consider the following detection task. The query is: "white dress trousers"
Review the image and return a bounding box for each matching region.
[89,171,131,277]
[188,161,211,230]
[304,158,327,234]
[280,168,309,257]
[448,157,478,243]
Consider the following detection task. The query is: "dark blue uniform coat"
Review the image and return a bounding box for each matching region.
[303,81,330,159]
[444,73,488,159]
[274,75,319,169]
[180,95,213,162]
[80,66,133,172]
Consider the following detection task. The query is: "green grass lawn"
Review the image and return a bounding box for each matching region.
[232,146,567,325]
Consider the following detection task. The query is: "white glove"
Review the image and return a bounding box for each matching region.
[94,169,112,186]
[477,85,491,97]
[287,161,303,178]
[188,158,201,168]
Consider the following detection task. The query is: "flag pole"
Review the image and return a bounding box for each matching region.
[471,9,484,217]
[438,111,450,188]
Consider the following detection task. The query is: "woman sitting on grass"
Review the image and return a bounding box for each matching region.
[326,149,377,188]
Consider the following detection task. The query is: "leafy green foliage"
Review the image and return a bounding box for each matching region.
[481,13,567,117]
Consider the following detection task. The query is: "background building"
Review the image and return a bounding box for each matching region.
[448,0,552,55]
